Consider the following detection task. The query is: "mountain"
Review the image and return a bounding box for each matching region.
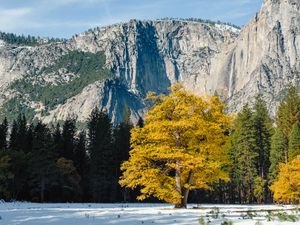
[0,0,299,124]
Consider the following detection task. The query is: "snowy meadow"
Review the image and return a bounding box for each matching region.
[0,203,299,225]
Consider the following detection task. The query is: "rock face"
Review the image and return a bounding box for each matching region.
[217,0,300,116]
[0,0,299,124]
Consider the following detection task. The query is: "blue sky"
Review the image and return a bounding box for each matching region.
[0,0,263,38]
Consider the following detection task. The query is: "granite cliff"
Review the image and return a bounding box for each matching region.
[0,0,299,124]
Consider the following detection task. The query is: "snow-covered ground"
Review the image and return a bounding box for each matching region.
[0,202,299,225]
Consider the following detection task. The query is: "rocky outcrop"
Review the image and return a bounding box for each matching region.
[0,0,299,124]
[215,0,300,115]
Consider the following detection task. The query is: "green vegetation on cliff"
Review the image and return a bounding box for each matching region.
[1,50,112,121]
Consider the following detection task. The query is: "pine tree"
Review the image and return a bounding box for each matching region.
[29,121,57,202]
[56,157,81,201]
[74,131,88,177]
[9,120,19,151]
[270,86,300,186]
[17,114,28,151]
[113,106,133,201]
[24,124,33,154]
[61,118,76,160]
[0,153,14,199]
[276,86,300,138]
[269,129,287,183]
[53,123,62,158]
[9,114,28,152]
[288,122,300,160]
[0,118,8,150]
[229,105,258,203]
[88,108,114,202]
[73,131,89,200]
[253,96,272,179]
[252,96,273,202]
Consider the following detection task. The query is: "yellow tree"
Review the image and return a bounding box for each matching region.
[119,85,231,208]
[270,156,300,204]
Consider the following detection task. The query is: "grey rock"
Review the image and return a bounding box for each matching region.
[0,0,299,124]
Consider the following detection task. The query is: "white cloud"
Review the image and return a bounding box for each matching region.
[0,7,32,18]
[0,7,34,31]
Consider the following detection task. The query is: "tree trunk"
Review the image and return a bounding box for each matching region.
[174,170,193,209]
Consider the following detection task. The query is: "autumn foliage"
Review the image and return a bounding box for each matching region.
[119,85,231,208]
[270,156,300,203]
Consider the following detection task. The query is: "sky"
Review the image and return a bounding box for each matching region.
[0,0,263,38]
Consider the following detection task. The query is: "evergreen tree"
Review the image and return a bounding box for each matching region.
[270,85,300,188]
[88,108,114,202]
[8,114,28,152]
[276,86,300,138]
[9,120,19,151]
[253,96,272,179]
[269,129,287,183]
[113,106,133,201]
[61,118,76,159]
[56,157,81,201]
[73,131,89,200]
[6,115,29,200]
[0,118,8,150]
[29,122,57,202]
[74,131,88,177]
[252,96,273,202]
[24,124,33,154]
[0,153,14,199]
[17,114,28,151]
[53,123,62,158]
[7,149,28,200]
[288,122,300,160]
[229,105,258,203]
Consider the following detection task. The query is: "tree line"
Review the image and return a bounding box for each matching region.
[190,86,300,204]
[0,86,299,205]
[119,85,300,207]
[0,107,142,202]
[0,31,65,46]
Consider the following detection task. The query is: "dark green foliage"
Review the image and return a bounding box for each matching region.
[226,97,273,204]
[288,122,300,160]
[0,97,36,122]
[88,108,114,202]
[276,86,300,137]
[229,105,258,203]
[7,150,28,199]
[0,31,64,46]
[0,118,8,150]
[8,114,29,152]
[0,51,112,123]
[56,157,81,201]
[0,107,134,203]
[73,131,89,201]
[269,129,287,183]
[29,122,57,202]
[253,96,272,179]
[52,123,63,157]
[113,106,134,201]
[0,153,14,199]
[61,118,77,159]
[268,85,300,202]
[11,51,112,110]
